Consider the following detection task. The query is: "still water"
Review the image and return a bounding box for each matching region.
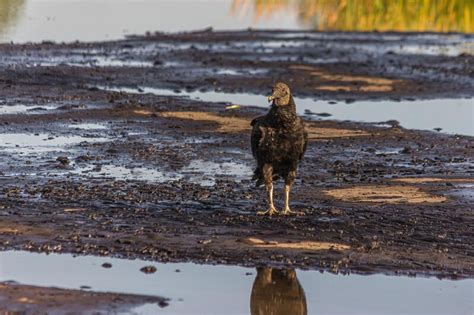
[0,0,302,43]
[0,251,472,314]
[1,0,472,43]
[101,86,474,136]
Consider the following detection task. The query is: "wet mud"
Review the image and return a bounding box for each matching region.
[0,282,167,314]
[1,30,473,100]
[0,30,473,285]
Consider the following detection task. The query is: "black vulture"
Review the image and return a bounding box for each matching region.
[251,82,308,215]
[250,267,307,315]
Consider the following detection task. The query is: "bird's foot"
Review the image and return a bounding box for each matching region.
[281,208,305,216]
[257,206,279,216]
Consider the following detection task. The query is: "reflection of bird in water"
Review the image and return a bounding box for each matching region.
[250,82,308,215]
[250,267,307,315]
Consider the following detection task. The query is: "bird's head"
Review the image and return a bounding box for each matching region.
[267,82,291,106]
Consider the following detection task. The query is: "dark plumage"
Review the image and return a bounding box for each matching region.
[250,82,308,215]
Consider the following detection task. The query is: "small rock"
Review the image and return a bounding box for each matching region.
[140,266,157,274]
[198,239,212,245]
[385,120,400,128]
[56,156,70,165]
[315,112,332,117]
[27,107,47,112]
[76,155,93,162]
[102,262,112,268]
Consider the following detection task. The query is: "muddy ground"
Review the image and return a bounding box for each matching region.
[0,281,167,313]
[0,29,473,301]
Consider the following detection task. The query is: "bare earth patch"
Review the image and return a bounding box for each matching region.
[153,111,371,138]
[289,64,400,92]
[0,221,52,237]
[0,282,167,313]
[392,177,474,184]
[324,185,447,204]
[307,126,370,139]
[239,237,350,251]
[159,111,249,133]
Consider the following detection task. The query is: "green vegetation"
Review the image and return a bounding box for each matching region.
[233,0,473,33]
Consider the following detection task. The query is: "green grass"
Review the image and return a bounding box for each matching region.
[236,0,473,33]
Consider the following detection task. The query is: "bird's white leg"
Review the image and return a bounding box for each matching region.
[268,183,277,213]
[257,182,278,215]
[283,184,291,214]
[282,184,303,215]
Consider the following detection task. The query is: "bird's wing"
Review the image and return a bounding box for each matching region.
[250,116,265,159]
[299,119,308,161]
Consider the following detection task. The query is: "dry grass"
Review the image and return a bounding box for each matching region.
[239,237,350,251]
[392,177,474,184]
[324,185,447,204]
[0,221,53,237]
[139,110,372,139]
[290,65,400,93]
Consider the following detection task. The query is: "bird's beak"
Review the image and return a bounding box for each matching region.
[267,95,275,103]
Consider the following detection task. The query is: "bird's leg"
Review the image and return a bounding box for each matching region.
[257,182,278,215]
[282,183,303,215]
[282,184,292,214]
[257,165,278,215]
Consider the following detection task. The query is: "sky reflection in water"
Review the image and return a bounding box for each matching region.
[0,251,472,314]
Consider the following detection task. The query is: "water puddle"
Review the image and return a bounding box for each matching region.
[67,123,108,130]
[31,56,154,68]
[390,43,473,56]
[212,68,268,76]
[0,105,56,114]
[100,85,474,136]
[84,56,153,68]
[0,251,471,314]
[72,159,252,186]
[270,33,473,56]
[181,159,253,186]
[0,133,109,154]
[375,148,405,155]
[449,183,474,202]
[17,52,270,77]
[333,41,472,57]
[74,165,183,183]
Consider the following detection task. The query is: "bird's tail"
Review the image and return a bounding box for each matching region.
[252,167,264,187]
